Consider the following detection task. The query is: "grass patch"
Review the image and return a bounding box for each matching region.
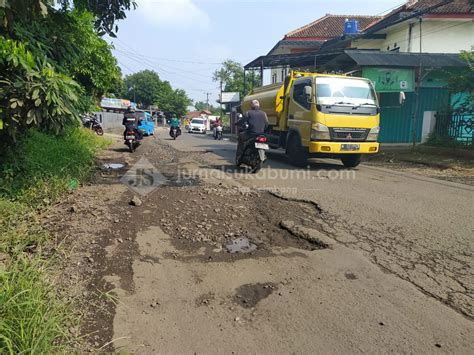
[0,128,111,352]
[1,128,111,205]
[425,135,473,150]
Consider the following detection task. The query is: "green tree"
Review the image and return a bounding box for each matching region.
[0,2,133,144]
[0,38,81,143]
[448,49,473,93]
[123,70,191,117]
[448,49,474,111]
[194,101,220,115]
[13,10,121,98]
[212,59,260,101]
[0,0,136,37]
[123,70,163,108]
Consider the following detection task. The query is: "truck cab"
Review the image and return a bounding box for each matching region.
[243,71,380,168]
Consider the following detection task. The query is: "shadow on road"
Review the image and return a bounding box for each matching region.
[110,147,130,153]
[178,132,354,172]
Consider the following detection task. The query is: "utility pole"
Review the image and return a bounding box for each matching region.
[411,67,421,150]
[220,80,223,118]
[205,92,212,110]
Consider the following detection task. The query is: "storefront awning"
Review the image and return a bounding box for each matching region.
[243,49,343,70]
[244,49,468,71]
[324,50,469,70]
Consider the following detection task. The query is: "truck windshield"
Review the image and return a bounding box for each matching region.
[316,77,377,106]
[191,119,204,124]
[316,77,378,115]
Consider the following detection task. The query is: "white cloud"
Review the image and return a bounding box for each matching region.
[137,0,210,30]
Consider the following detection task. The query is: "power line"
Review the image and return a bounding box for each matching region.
[115,49,214,79]
[112,47,223,65]
[117,51,217,96]
[373,1,406,16]
[117,57,215,96]
[118,50,214,86]
[117,60,137,74]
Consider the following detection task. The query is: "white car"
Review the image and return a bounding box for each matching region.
[188,118,207,134]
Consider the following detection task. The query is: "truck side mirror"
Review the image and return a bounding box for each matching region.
[304,86,312,98]
[399,91,406,106]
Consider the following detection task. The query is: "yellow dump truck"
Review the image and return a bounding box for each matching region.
[242,71,380,167]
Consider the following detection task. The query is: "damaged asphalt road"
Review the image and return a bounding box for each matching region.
[44,130,473,353]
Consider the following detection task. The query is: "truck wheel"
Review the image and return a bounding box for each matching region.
[287,135,308,168]
[341,154,361,168]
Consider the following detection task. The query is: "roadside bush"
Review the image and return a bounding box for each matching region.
[0,128,110,205]
[425,135,474,150]
[0,37,84,144]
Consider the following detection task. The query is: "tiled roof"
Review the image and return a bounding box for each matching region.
[285,14,382,39]
[186,111,202,119]
[185,110,211,119]
[408,0,473,14]
[363,0,473,33]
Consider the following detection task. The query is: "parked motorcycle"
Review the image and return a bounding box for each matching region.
[169,126,181,140]
[82,114,104,136]
[236,134,268,173]
[124,129,141,153]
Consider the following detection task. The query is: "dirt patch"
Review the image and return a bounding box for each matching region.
[41,135,329,351]
[43,183,129,351]
[345,272,358,280]
[366,149,474,186]
[135,185,325,263]
[233,283,278,309]
[195,292,216,307]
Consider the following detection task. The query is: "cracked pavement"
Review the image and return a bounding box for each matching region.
[48,129,473,352]
[159,129,473,319]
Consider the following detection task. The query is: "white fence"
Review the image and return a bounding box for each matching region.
[93,111,123,131]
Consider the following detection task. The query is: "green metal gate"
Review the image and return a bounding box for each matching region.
[378,88,449,143]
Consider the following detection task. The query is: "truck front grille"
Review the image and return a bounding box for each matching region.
[330,128,369,141]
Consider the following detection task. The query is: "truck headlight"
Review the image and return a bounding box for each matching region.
[311,123,330,141]
[367,126,380,141]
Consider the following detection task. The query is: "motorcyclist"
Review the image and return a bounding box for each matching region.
[235,100,268,161]
[169,117,181,134]
[122,106,143,140]
[212,117,222,139]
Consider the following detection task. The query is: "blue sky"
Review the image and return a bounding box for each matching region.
[110,0,404,103]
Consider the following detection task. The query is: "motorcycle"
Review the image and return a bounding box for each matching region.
[214,125,223,140]
[235,123,268,173]
[169,126,181,140]
[82,114,104,136]
[124,128,142,153]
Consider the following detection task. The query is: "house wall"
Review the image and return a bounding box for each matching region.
[352,38,385,49]
[352,19,474,53]
[409,19,474,53]
[353,24,409,51]
[271,67,291,84]
[382,24,410,51]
